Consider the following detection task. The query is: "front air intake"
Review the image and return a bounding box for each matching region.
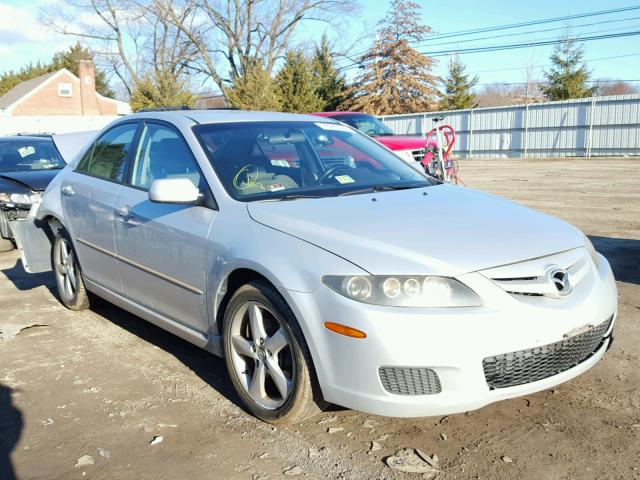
[379,367,442,395]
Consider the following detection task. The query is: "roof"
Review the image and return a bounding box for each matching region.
[311,111,363,117]
[0,134,54,142]
[0,71,59,109]
[128,109,341,125]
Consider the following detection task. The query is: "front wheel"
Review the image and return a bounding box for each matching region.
[52,231,90,311]
[223,281,327,424]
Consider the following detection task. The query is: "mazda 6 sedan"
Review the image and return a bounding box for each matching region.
[13,110,617,424]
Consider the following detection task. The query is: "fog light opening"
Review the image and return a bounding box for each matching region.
[323,322,367,339]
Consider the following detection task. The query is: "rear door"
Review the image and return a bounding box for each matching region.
[61,122,140,293]
[113,121,216,333]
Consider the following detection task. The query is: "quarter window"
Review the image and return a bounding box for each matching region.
[76,123,138,182]
[130,123,201,190]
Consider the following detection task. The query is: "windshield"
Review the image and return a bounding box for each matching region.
[0,139,65,172]
[194,121,433,202]
[330,114,395,137]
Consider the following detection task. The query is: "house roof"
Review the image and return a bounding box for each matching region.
[0,71,59,109]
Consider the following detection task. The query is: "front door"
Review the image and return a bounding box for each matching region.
[61,122,139,293]
[114,122,216,333]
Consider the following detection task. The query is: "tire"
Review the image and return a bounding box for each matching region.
[223,280,327,424]
[52,228,90,311]
[0,237,14,253]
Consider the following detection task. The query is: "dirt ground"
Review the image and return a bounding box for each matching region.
[1,158,639,480]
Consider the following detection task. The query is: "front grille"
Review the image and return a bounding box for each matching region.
[483,317,612,389]
[379,367,442,395]
[411,149,426,163]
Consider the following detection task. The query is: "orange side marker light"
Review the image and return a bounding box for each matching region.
[324,322,367,339]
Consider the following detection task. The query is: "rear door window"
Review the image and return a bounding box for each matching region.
[76,123,138,182]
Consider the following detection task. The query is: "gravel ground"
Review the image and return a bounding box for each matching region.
[1,157,639,480]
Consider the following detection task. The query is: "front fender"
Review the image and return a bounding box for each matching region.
[207,215,368,327]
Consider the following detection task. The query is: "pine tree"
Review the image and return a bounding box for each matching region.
[343,0,440,114]
[130,70,195,112]
[276,51,323,113]
[542,34,596,101]
[439,56,478,110]
[50,42,115,98]
[226,61,282,111]
[312,36,346,111]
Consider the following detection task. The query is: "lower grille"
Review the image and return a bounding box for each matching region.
[483,317,612,389]
[379,367,441,395]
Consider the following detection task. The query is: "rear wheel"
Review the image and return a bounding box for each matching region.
[223,281,327,424]
[0,237,14,253]
[52,230,90,311]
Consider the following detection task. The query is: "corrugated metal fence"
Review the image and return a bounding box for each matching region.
[380,94,640,158]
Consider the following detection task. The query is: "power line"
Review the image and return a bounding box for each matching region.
[476,79,640,86]
[337,29,640,72]
[468,51,640,75]
[334,4,640,67]
[423,30,640,57]
[405,15,640,50]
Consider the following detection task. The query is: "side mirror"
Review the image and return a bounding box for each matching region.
[148,178,200,204]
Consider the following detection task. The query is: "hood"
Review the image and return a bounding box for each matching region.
[247,185,584,276]
[375,135,426,151]
[0,169,60,192]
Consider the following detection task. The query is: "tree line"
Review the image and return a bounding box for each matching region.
[1,0,636,114]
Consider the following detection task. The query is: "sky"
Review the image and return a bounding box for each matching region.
[0,0,639,92]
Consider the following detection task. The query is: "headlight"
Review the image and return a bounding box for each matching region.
[583,234,600,267]
[322,275,483,307]
[0,192,9,202]
[9,193,33,205]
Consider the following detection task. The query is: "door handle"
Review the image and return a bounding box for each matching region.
[61,185,75,197]
[115,205,131,219]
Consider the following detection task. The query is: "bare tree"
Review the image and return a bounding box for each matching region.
[595,80,640,96]
[476,83,544,108]
[40,0,199,95]
[157,0,359,94]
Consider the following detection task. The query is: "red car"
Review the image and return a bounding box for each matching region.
[312,112,426,167]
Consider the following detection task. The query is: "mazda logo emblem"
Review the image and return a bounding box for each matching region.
[548,267,571,297]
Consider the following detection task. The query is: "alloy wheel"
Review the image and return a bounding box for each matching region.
[54,238,77,301]
[228,301,294,410]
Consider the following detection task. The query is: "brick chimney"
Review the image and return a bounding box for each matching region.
[78,60,101,115]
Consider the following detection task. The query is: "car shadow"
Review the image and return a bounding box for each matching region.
[0,257,57,297]
[590,236,640,286]
[0,384,22,480]
[88,300,243,409]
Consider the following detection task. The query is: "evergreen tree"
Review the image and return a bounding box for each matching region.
[226,61,282,111]
[276,51,323,113]
[130,70,195,112]
[0,62,50,97]
[542,34,596,101]
[0,43,114,98]
[343,0,440,114]
[439,56,478,110]
[50,43,115,98]
[312,36,346,111]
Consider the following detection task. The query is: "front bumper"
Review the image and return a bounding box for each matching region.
[0,207,29,239]
[282,254,617,417]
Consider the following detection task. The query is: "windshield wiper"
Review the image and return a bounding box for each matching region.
[338,184,424,196]
[263,193,329,202]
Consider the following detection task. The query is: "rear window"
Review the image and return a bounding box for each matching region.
[0,139,65,172]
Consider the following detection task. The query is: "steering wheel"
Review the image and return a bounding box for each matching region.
[317,165,352,184]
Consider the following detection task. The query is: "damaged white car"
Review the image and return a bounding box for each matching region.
[10,110,617,424]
